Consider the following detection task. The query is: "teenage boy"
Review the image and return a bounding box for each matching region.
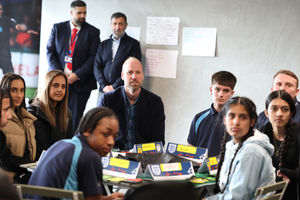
[187,71,237,157]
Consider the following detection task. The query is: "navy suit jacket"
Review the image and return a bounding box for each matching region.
[47,21,100,93]
[94,33,141,91]
[99,86,165,150]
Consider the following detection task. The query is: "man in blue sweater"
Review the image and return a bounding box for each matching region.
[99,57,165,150]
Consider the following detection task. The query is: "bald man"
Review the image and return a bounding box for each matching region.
[99,57,165,150]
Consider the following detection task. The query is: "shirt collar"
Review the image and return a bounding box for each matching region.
[70,20,81,31]
[112,32,125,41]
[209,103,218,115]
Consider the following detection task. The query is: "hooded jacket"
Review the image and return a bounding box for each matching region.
[207,130,276,200]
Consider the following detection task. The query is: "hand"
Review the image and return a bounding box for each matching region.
[67,73,79,84]
[27,29,39,35]
[15,24,27,32]
[278,168,297,180]
[108,192,124,200]
[103,85,114,93]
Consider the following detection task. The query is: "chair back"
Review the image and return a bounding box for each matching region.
[255,180,289,200]
[15,184,84,200]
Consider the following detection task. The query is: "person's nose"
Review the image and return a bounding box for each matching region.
[233,117,240,125]
[276,109,283,116]
[107,136,115,148]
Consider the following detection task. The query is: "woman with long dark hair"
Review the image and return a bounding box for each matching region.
[207,97,275,199]
[0,73,36,183]
[28,70,73,159]
[259,90,300,200]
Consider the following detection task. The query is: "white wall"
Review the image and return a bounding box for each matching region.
[40,0,300,145]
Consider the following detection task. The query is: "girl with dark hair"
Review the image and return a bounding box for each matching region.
[259,90,300,200]
[28,70,73,159]
[206,97,275,200]
[0,73,36,183]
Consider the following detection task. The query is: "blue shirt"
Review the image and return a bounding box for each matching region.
[187,104,226,157]
[124,94,138,150]
[28,134,103,198]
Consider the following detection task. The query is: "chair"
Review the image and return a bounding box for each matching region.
[14,184,84,200]
[255,180,289,200]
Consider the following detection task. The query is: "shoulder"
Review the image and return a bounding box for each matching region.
[82,22,100,33]
[27,104,48,121]
[141,88,162,102]
[192,108,211,121]
[123,34,140,44]
[21,107,37,121]
[53,21,69,28]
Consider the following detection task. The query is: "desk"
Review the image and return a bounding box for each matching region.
[102,173,216,197]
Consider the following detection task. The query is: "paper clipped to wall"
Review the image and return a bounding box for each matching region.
[145,49,178,79]
[146,16,180,45]
[182,27,217,57]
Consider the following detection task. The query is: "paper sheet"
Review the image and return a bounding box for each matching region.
[145,49,178,79]
[182,27,217,57]
[146,16,180,45]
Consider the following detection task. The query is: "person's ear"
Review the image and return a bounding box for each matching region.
[264,110,269,118]
[121,71,124,80]
[250,118,256,127]
[82,131,91,137]
[223,116,226,125]
[209,87,213,95]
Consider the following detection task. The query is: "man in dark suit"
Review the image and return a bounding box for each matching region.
[94,12,141,100]
[47,0,100,131]
[99,57,165,150]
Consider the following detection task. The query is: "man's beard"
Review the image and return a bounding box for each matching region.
[75,18,85,26]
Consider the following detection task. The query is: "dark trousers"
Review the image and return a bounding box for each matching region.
[0,56,14,74]
[68,87,91,132]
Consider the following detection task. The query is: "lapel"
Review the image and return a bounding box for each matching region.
[73,24,86,55]
[113,33,127,63]
[63,23,71,51]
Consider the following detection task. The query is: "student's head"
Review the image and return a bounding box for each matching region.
[78,107,119,156]
[210,71,236,112]
[264,90,295,130]
[70,0,86,26]
[272,70,299,99]
[121,57,144,93]
[37,70,68,107]
[34,70,68,132]
[0,73,26,110]
[0,90,11,128]
[111,12,127,39]
[221,97,257,144]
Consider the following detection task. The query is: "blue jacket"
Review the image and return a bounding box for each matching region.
[93,33,141,91]
[207,130,276,200]
[47,21,100,92]
[99,86,165,150]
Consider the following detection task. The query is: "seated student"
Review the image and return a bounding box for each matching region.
[99,57,165,150]
[206,97,275,200]
[187,71,236,157]
[0,73,36,183]
[0,90,14,178]
[28,70,73,159]
[259,90,300,200]
[28,107,124,200]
